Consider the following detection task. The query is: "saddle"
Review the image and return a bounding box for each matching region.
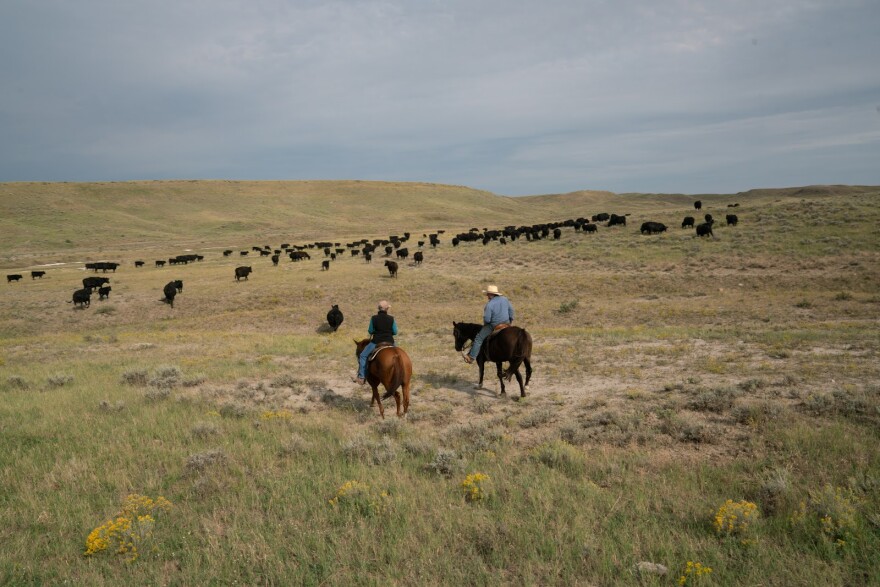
[367,342,394,362]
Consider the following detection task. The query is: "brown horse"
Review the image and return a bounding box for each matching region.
[453,322,533,398]
[354,339,412,418]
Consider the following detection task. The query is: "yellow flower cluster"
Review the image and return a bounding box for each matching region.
[791,485,859,548]
[84,494,172,561]
[461,473,491,503]
[260,409,293,421]
[678,561,713,586]
[714,499,760,542]
[328,480,390,516]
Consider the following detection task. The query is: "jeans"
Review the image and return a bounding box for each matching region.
[357,342,377,379]
[468,323,497,359]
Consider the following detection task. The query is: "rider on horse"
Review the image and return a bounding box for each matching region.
[355,300,397,384]
[463,284,514,364]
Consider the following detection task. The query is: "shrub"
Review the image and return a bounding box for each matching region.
[342,435,398,465]
[219,403,248,419]
[46,374,74,388]
[279,432,311,456]
[519,406,556,428]
[186,449,227,473]
[531,439,586,478]
[148,365,181,389]
[121,369,148,386]
[5,375,29,390]
[328,480,390,517]
[678,561,712,586]
[714,499,760,543]
[424,448,464,478]
[84,494,172,562]
[756,468,792,516]
[557,300,579,314]
[688,386,739,413]
[461,473,493,503]
[191,422,221,439]
[791,484,860,548]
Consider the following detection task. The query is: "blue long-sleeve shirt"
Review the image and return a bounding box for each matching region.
[483,295,514,325]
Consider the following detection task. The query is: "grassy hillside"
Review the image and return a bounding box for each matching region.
[1,182,879,584]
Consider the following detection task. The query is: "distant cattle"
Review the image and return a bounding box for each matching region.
[31,271,46,279]
[607,214,626,227]
[322,260,330,271]
[326,305,344,332]
[553,228,562,240]
[583,223,597,233]
[351,249,360,257]
[384,260,398,278]
[681,216,695,228]
[696,223,714,238]
[87,262,119,272]
[364,253,372,263]
[694,200,702,210]
[726,214,738,226]
[155,260,166,267]
[592,213,610,222]
[83,276,110,291]
[72,288,91,307]
[727,203,739,208]
[396,248,409,260]
[289,251,310,261]
[271,254,279,266]
[704,213,714,225]
[235,266,252,281]
[163,282,177,307]
[640,222,667,235]
[134,261,144,268]
[451,238,460,247]
[413,251,424,265]
[240,251,249,256]
[173,280,183,293]
[384,246,393,256]
[223,250,233,256]
[7,274,23,283]
[98,286,112,300]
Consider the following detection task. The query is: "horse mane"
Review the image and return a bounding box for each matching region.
[455,322,482,338]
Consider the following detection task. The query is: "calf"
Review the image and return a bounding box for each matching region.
[235,266,252,281]
[553,228,562,240]
[31,271,46,279]
[396,248,409,260]
[726,214,738,226]
[607,214,626,227]
[384,260,398,278]
[98,286,112,300]
[72,288,91,307]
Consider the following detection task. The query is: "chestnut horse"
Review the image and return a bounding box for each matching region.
[453,322,533,398]
[354,339,412,418]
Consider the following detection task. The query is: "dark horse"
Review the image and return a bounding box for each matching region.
[354,339,412,418]
[452,322,532,398]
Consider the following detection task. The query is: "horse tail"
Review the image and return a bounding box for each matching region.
[503,328,532,381]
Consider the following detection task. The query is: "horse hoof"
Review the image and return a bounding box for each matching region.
[473,383,482,390]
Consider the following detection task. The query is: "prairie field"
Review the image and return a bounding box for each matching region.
[1,181,879,586]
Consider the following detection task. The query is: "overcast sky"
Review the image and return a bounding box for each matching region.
[1,1,877,195]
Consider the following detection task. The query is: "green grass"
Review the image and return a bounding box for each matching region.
[1,181,879,584]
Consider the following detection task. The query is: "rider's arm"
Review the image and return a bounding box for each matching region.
[392,319,398,335]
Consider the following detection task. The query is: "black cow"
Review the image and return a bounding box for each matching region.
[694,200,702,210]
[322,260,330,271]
[83,276,110,291]
[364,253,372,263]
[413,251,424,265]
[235,266,252,281]
[553,228,562,240]
[592,213,610,222]
[163,282,177,307]
[696,223,714,238]
[640,222,667,235]
[384,245,393,256]
[7,274,23,283]
[98,286,112,300]
[72,288,91,307]
[681,216,695,228]
[134,261,144,268]
[173,280,183,293]
[326,305,344,332]
[607,214,626,227]
[31,271,46,279]
[726,214,738,226]
[384,260,398,278]
[451,238,460,247]
[583,223,597,233]
[396,248,409,260]
[271,254,279,266]
[704,213,714,225]
[155,260,166,267]
[223,250,233,257]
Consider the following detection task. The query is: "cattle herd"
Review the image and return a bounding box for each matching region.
[7,200,740,313]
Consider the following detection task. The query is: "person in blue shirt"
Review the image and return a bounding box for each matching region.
[464,285,514,364]
[355,300,398,384]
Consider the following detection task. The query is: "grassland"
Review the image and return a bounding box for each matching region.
[1,181,879,585]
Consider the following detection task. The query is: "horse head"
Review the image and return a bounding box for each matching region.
[354,337,371,357]
[452,321,478,352]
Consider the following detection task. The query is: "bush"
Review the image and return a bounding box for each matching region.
[342,435,398,465]
[424,448,464,478]
[46,374,73,388]
[531,440,586,478]
[5,375,29,390]
[121,369,148,386]
[186,449,227,473]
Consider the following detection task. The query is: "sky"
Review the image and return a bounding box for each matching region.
[1,0,878,196]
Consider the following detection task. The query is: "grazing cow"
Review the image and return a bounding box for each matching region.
[384,260,398,278]
[364,253,372,263]
[607,214,626,227]
[592,213,610,222]
[155,260,166,267]
[163,282,177,307]
[681,216,695,228]
[322,260,330,271]
[396,248,409,260]
[694,200,702,210]
[640,222,667,235]
[271,254,279,266]
[330,253,337,260]
[223,250,233,256]
[696,223,714,238]
[31,271,46,279]
[83,276,110,291]
[727,203,739,208]
[413,251,424,265]
[235,266,252,281]
[726,214,738,226]
[98,286,112,300]
[583,223,597,233]
[240,251,249,256]
[7,274,23,283]
[134,261,144,268]
[352,249,360,257]
[553,228,562,240]
[704,213,714,225]
[72,288,91,307]
[451,238,460,247]
[326,304,344,332]
[174,280,183,293]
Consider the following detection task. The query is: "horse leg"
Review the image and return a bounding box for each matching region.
[401,380,410,416]
[476,358,486,390]
[523,358,532,389]
[513,368,526,398]
[496,362,506,395]
[371,384,384,419]
[393,390,402,417]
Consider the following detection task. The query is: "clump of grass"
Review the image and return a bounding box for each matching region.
[279,432,311,456]
[450,422,504,454]
[186,448,227,473]
[556,300,579,314]
[46,374,73,388]
[688,386,740,413]
[794,299,813,309]
[270,373,305,393]
[94,305,116,315]
[738,378,766,393]
[121,369,148,386]
[374,418,406,438]
[660,412,713,443]
[730,401,784,426]
[791,484,861,549]
[98,400,126,412]
[519,406,556,428]
[219,402,248,419]
[402,438,435,457]
[328,480,391,517]
[342,434,398,465]
[144,387,171,401]
[833,291,853,301]
[756,468,792,516]
[531,439,586,478]
[5,375,29,390]
[191,422,222,439]
[182,375,207,387]
[424,448,465,478]
[148,365,181,389]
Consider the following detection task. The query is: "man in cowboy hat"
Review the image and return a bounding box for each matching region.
[464,284,514,364]
[354,300,398,384]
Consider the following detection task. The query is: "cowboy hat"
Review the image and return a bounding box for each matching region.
[482,285,502,296]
